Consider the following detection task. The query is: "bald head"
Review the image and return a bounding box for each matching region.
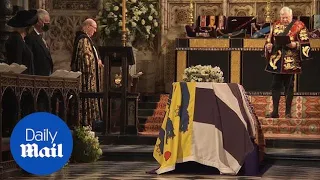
[82,18,97,37]
[82,18,96,27]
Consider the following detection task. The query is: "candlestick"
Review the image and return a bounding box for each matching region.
[122,0,127,46]
[265,0,272,23]
[187,0,194,25]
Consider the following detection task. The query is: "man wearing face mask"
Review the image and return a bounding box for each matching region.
[264,7,311,118]
[25,9,53,76]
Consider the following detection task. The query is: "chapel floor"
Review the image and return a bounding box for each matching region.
[7,160,320,179]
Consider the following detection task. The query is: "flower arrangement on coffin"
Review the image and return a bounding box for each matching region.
[96,0,160,47]
[183,65,224,83]
[71,126,103,163]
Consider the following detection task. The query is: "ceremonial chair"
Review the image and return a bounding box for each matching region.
[185,15,222,38]
[220,16,256,38]
[294,16,311,29]
[185,15,256,38]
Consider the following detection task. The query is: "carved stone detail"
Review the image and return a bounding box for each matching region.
[285,3,312,16]
[32,0,315,93]
[169,4,190,27]
[256,3,283,22]
[197,4,222,16]
[44,14,93,71]
[51,0,98,10]
[229,4,254,16]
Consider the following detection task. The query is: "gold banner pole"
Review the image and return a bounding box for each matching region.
[122,0,127,46]
[188,0,194,25]
[265,0,272,23]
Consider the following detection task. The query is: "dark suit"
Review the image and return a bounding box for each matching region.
[25,29,53,76]
[5,32,34,75]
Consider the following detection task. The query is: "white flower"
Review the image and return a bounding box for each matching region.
[154,22,158,27]
[133,16,139,21]
[182,65,224,83]
[107,12,114,18]
[97,0,160,45]
[145,25,151,34]
[113,6,119,11]
[141,19,145,25]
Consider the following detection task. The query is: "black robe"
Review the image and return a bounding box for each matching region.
[71,31,103,126]
[5,32,34,75]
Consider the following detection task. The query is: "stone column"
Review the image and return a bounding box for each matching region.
[23,0,28,10]
[37,0,46,9]
[223,0,228,16]
[316,0,320,15]
[0,0,13,63]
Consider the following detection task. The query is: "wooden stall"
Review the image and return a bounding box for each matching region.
[0,73,80,174]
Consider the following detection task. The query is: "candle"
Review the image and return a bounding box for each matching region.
[122,0,126,32]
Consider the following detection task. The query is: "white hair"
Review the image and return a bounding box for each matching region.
[37,9,49,20]
[280,7,293,16]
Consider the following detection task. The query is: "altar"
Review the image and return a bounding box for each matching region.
[175,38,320,92]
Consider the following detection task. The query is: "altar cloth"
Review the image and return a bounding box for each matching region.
[153,82,264,175]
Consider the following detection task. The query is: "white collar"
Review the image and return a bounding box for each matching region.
[34,28,41,35]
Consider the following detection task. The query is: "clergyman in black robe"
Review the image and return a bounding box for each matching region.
[70,18,104,126]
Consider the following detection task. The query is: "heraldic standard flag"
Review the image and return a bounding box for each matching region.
[153,82,261,175]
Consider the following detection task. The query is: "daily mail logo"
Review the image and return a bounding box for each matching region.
[10,112,73,176]
[20,128,63,158]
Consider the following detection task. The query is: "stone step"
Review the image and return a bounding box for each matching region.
[138,116,165,124]
[138,102,167,110]
[249,95,320,119]
[143,123,163,132]
[98,135,157,145]
[138,109,166,117]
[265,148,320,161]
[266,139,320,149]
[99,135,320,149]
[139,94,169,103]
[99,144,320,162]
[100,145,154,161]
[138,117,320,140]
[259,117,320,138]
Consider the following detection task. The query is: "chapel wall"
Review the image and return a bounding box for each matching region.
[30,0,317,93]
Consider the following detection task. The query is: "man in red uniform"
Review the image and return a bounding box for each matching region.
[265,7,311,118]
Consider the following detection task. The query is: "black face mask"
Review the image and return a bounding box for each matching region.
[42,23,50,32]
